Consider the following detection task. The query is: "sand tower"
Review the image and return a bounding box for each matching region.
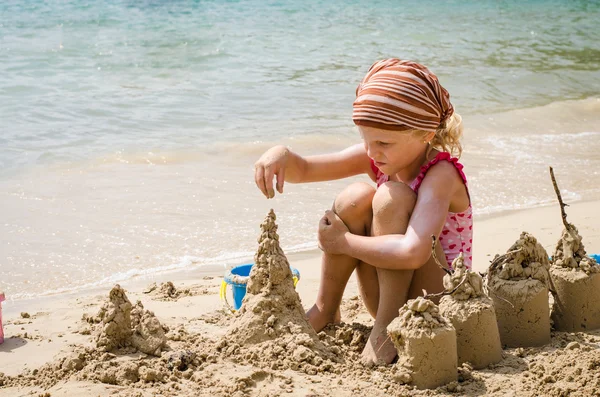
[487,232,551,347]
[548,167,600,331]
[387,297,457,389]
[95,285,167,356]
[439,253,502,369]
[551,225,600,331]
[224,210,335,373]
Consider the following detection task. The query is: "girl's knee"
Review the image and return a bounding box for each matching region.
[333,182,375,234]
[372,181,417,220]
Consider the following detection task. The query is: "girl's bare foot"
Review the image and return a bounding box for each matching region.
[360,322,397,366]
[306,304,341,333]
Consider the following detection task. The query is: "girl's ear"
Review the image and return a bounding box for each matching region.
[424,131,436,144]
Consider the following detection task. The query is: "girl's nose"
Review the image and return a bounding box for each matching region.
[365,143,377,159]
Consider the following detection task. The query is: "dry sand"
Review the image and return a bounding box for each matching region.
[1,200,600,396]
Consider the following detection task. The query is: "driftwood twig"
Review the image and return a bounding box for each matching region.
[549,166,571,232]
[487,248,523,274]
[431,235,452,275]
[424,274,469,300]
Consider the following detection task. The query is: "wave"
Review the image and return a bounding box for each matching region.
[474,190,583,217]
[5,241,319,301]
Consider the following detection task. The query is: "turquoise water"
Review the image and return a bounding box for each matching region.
[1,0,600,299]
[1,0,599,173]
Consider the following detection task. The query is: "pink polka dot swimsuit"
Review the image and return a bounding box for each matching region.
[370,152,473,269]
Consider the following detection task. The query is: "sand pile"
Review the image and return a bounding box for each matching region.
[551,224,600,331]
[144,281,187,301]
[487,232,551,347]
[0,287,193,391]
[439,254,502,369]
[553,225,599,273]
[220,210,338,374]
[143,281,212,301]
[0,341,219,392]
[388,297,457,389]
[92,285,167,356]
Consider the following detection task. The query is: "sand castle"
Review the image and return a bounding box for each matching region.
[487,232,551,347]
[95,285,167,356]
[439,253,502,369]
[548,167,600,331]
[387,297,457,389]
[551,225,600,331]
[221,209,337,373]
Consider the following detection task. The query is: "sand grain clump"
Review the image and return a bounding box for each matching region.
[388,297,457,389]
[439,254,502,369]
[487,232,551,347]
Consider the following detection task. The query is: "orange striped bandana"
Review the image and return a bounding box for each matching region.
[353,59,454,133]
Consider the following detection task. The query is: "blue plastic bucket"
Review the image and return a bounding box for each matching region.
[220,263,300,310]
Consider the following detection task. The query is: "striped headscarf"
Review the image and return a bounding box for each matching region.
[353,59,454,133]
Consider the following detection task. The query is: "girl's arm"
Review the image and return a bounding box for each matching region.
[254,143,372,198]
[322,161,463,269]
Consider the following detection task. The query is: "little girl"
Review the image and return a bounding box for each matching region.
[254,59,472,366]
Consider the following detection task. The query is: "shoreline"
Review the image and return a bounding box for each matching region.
[3,198,599,311]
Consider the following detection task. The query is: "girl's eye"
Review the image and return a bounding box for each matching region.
[376,141,390,146]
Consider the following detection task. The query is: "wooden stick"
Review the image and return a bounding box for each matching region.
[549,166,571,231]
[431,235,452,275]
[424,274,469,299]
[487,248,523,274]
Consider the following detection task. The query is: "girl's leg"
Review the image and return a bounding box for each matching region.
[306,182,376,332]
[360,181,416,365]
[360,181,446,365]
[407,243,446,304]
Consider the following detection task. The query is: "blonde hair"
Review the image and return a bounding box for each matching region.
[412,113,464,158]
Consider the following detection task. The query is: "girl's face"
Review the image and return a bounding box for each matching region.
[359,126,428,175]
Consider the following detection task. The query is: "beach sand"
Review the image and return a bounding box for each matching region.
[1,200,600,397]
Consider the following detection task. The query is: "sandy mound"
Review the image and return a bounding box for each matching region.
[551,223,600,331]
[553,224,599,273]
[439,254,502,369]
[143,281,215,301]
[221,209,338,374]
[388,297,457,389]
[489,232,550,285]
[487,232,551,347]
[441,253,484,301]
[89,285,168,356]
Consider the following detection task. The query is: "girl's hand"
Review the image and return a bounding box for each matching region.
[254,145,290,199]
[318,210,350,255]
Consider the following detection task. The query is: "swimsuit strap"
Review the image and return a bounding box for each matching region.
[411,152,468,194]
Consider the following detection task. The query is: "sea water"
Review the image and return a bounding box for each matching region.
[1,0,600,299]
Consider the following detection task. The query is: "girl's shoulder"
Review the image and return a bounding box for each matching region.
[411,152,468,193]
